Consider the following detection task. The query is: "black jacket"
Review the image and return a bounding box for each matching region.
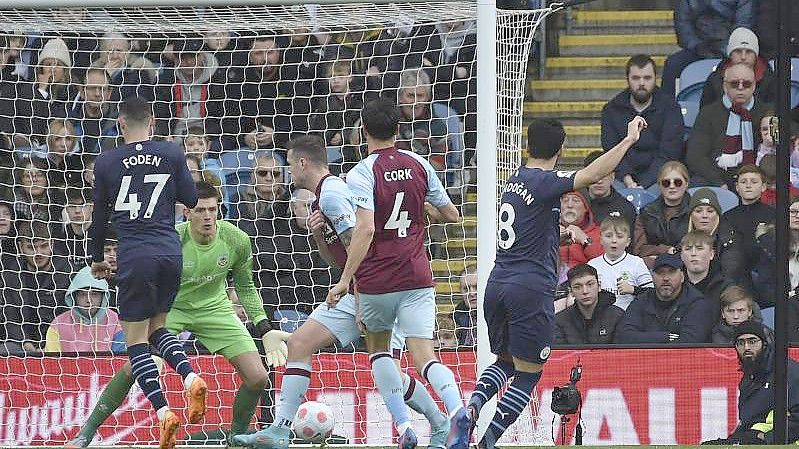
[584,187,637,235]
[601,88,684,188]
[751,229,779,308]
[734,342,799,443]
[690,264,733,321]
[555,291,625,344]
[615,282,715,343]
[636,194,692,251]
[453,300,476,347]
[723,201,774,266]
[711,318,773,345]
[711,220,748,289]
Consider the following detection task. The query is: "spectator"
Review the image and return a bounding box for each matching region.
[0,33,25,150]
[61,188,92,267]
[308,60,364,174]
[1,221,72,353]
[395,68,458,174]
[44,266,124,353]
[661,0,754,98]
[202,30,249,82]
[555,264,624,345]
[153,38,234,145]
[559,191,604,269]
[453,264,477,347]
[588,216,653,310]
[756,112,777,165]
[435,314,459,350]
[69,67,120,154]
[615,253,714,344]
[78,153,95,189]
[724,164,774,267]
[229,153,290,236]
[253,188,332,319]
[712,285,771,345]
[0,200,16,255]
[12,158,65,237]
[4,38,78,148]
[182,127,223,182]
[581,151,637,232]
[687,187,746,283]
[601,54,683,190]
[686,63,773,189]
[90,33,156,101]
[632,161,692,266]
[759,154,799,207]
[680,230,734,317]
[700,27,776,108]
[39,117,83,188]
[751,195,799,309]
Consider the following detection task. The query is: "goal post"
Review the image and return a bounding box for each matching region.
[0,0,558,445]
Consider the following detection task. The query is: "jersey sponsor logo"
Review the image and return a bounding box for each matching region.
[217,255,229,267]
[540,345,551,361]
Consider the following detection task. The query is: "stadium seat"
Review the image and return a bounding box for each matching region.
[679,99,701,131]
[687,186,739,213]
[617,187,658,213]
[273,309,309,333]
[675,58,722,103]
[792,58,799,108]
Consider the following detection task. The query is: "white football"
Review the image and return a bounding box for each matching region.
[293,401,335,443]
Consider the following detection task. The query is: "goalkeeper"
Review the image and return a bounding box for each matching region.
[67,181,291,448]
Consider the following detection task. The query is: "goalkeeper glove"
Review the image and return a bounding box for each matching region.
[262,330,291,367]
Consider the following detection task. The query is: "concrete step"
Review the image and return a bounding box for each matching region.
[559,33,679,57]
[577,0,676,10]
[544,55,667,79]
[563,124,602,148]
[431,259,475,276]
[524,101,605,120]
[568,10,674,34]
[529,78,631,101]
[436,281,462,295]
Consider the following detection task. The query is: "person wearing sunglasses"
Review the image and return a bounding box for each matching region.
[228,152,291,237]
[699,27,776,109]
[632,161,692,268]
[687,63,774,190]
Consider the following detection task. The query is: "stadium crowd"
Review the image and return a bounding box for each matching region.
[1,0,799,355]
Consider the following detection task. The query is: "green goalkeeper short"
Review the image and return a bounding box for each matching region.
[166,306,258,360]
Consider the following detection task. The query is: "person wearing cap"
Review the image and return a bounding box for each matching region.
[1,37,79,147]
[687,62,774,189]
[699,27,776,109]
[686,187,747,286]
[702,320,799,444]
[615,252,714,344]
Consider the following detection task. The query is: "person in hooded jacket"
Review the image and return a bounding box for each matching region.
[559,191,604,269]
[44,266,124,353]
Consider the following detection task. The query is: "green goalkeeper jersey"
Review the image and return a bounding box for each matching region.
[173,220,267,326]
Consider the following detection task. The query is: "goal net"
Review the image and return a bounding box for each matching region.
[0,1,553,446]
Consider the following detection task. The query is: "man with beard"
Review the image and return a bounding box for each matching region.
[601,54,683,191]
[615,253,714,343]
[558,191,604,269]
[703,321,799,444]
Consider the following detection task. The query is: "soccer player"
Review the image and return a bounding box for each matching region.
[69,181,290,448]
[233,135,450,449]
[466,116,646,449]
[87,96,204,449]
[326,98,465,449]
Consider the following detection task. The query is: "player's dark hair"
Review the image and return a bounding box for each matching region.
[119,96,153,127]
[625,54,657,77]
[362,97,400,140]
[527,119,566,160]
[104,225,117,245]
[195,180,221,201]
[16,220,51,241]
[566,263,598,286]
[287,135,328,168]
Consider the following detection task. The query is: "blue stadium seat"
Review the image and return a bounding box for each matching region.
[679,99,701,130]
[617,187,658,213]
[675,58,722,103]
[792,58,799,108]
[687,186,739,213]
[273,309,309,333]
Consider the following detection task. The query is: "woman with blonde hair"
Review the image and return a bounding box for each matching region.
[632,160,692,266]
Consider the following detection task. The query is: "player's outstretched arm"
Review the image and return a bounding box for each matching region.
[425,201,460,224]
[573,116,647,191]
[326,207,374,306]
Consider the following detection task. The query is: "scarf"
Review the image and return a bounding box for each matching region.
[716,95,755,170]
[173,79,208,120]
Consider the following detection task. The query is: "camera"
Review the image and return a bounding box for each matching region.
[551,360,582,415]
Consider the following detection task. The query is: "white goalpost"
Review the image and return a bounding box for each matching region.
[0,0,559,445]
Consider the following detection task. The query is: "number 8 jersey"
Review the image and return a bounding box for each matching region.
[490,167,576,292]
[346,146,451,294]
[88,140,198,263]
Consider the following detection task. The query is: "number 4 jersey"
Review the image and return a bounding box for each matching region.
[88,139,198,263]
[491,167,576,292]
[346,146,451,294]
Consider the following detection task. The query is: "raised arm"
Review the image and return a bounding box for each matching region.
[573,116,646,191]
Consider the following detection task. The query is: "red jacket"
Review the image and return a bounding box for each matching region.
[559,191,604,269]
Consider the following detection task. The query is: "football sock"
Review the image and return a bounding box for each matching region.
[483,370,541,444]
[231,383,263,435]
[149,328,194,382]
[370,352,411,429]
[402,373,447,428]
[469,359,515,413]
[79,370,135,440]
[129,343,168,412]
[422,360,463,418]
[274,362,312,429]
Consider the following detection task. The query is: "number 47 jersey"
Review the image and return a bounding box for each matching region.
[88,140,198,263]
[346,146,452,295]
[491,167,576,291]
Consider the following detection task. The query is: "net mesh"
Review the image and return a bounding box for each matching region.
[0,2,551,445]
